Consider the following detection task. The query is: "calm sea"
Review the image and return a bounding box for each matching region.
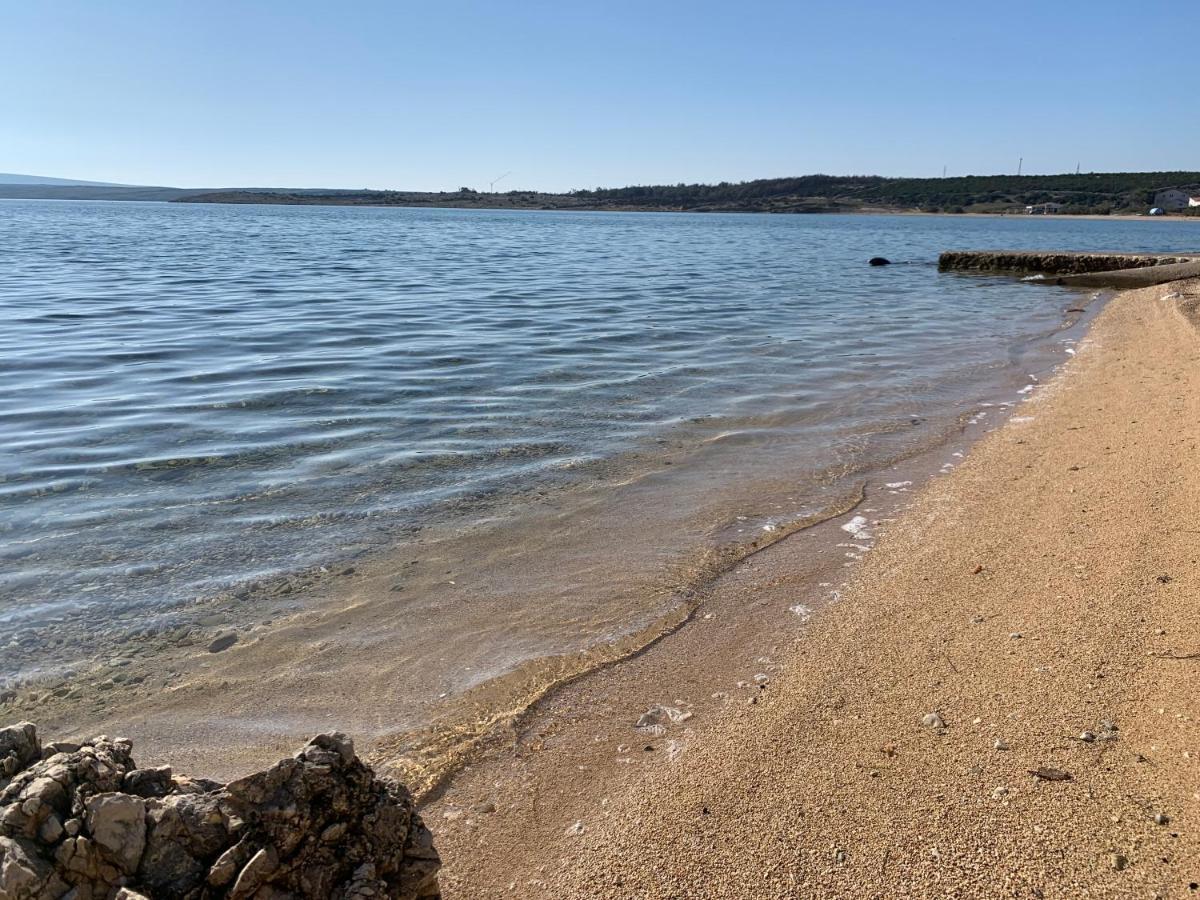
[2,200,1196,682]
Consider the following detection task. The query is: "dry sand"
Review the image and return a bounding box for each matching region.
[427,281,1200,898]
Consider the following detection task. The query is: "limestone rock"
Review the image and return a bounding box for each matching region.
[0,724,441,899]
[0,723,40,786]
[86,792,146,873]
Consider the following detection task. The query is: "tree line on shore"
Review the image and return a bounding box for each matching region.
[567,172,1200,214]
[173,171,1200,215]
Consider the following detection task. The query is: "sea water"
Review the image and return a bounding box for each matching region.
[2,200,1197,683]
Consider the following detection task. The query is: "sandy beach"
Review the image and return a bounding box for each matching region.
[420,279,1200,897]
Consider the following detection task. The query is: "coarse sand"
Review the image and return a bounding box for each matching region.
[430,281,1200,898]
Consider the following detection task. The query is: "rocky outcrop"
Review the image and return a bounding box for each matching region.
[0,723,440,900]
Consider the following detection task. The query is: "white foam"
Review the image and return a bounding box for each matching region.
[885,480,912,489]
[789,604,813,620]
[840,515,872,539]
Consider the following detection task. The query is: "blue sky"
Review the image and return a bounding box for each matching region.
[3,0,1195,191]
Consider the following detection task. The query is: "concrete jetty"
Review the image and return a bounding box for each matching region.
[939,249,1200,289]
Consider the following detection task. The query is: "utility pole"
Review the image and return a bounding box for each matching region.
[942,165,947,178]
[1075,162,1081,175]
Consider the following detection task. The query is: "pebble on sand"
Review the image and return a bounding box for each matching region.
[921,712,946,729]
[207,633,238,653]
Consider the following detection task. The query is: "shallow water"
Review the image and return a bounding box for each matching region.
[1,201,1196,681]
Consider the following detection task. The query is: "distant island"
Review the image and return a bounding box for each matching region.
[4,171,1200,215]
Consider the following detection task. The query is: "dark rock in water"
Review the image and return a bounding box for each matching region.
[868,257,891,266]
[0,723,441,899]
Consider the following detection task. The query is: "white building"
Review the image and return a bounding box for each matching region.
[1024,202,1062,215]
[1153,188,1191,210]
[1190,195,1200,208]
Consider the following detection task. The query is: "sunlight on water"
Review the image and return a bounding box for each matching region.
[1,200,1196,668]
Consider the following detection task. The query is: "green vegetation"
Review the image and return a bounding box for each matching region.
[174,171,1200,215]
[568,172,1200,214]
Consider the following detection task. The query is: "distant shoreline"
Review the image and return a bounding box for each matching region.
[4,194,1200,222]
[5,169,1200,218]
[173,190,1200,221]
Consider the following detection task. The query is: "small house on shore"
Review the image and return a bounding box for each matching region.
[1153,188,1191,211]
[1025,202,1062,215]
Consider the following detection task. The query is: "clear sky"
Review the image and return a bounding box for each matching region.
[3,0,1195,191]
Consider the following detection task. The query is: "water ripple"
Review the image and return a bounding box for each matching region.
[2,200,1198,635]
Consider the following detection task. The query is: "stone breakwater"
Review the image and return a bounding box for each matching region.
[0,724,440,900]
[938,249,1200,275]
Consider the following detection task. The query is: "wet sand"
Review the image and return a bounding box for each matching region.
[424,280,1200,897]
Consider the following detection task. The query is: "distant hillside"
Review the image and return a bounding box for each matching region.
[6,171,1199,214]
[177,172,1200,215]
[575,172,1200,214]
[0,179,368,203]
[0,172,132,187]
[0,184,194,201]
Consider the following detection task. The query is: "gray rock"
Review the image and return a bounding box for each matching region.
[85,793,146,873]
[0,724,441,899]
[0,834,68,899]
[921,712,946,729]
[0,723,40,788]
[207,633,239,653]
[123,766,173,798]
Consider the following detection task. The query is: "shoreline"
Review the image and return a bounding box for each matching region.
[2,279,1099,788]
[165,197,1200,221]
[10,195,1199,224]
[425,279,1200,897]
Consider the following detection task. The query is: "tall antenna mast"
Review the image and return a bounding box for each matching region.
[1017,157,1023,176]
